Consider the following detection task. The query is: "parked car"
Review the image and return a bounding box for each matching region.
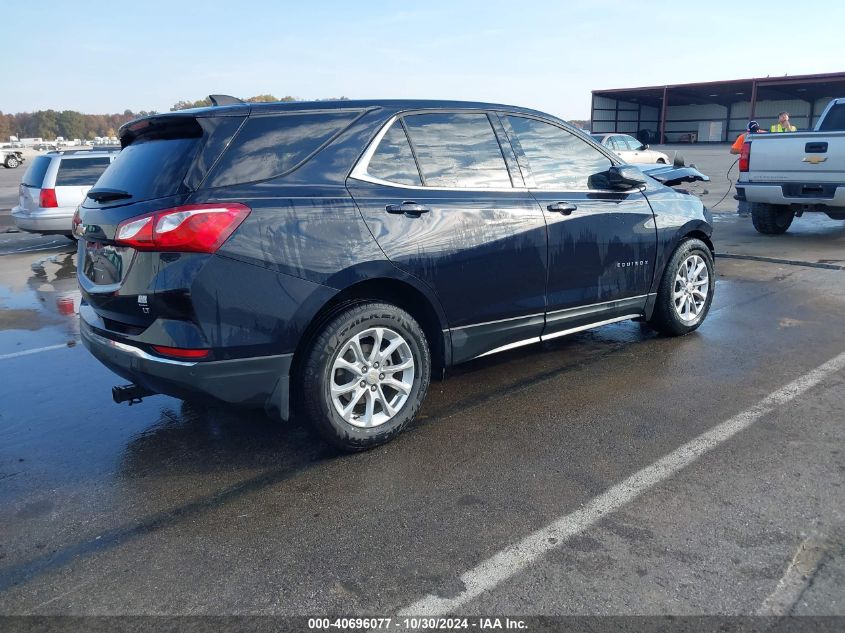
[1,149,25,168]
[77,98,715,450]
[12,149,119,236]
[737,97,845,234]
[591,133,670,164]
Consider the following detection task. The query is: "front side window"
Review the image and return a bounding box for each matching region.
[610,136,627,151]
[506,116,612,190]
[55,157,112,186]
[366,121,422,186]
[621,135,642,150]
[402,113,512,188]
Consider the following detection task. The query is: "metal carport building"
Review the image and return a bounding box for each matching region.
[591,71,845,144]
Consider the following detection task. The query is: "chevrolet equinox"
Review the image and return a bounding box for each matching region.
[77,98,715,450]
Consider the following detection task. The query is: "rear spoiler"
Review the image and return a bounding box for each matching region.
[118,95,249,145]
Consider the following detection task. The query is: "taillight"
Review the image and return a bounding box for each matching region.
[114,203,250,253]
[739,142,750,172]
[40,188,58,208]
[151,345,210,360]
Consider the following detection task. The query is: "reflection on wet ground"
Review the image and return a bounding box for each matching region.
[0,245,79,353]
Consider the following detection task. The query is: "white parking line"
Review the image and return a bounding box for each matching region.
[0,343,76,361]
[398,350,845,616]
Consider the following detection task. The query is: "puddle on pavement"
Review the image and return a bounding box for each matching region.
[0,248,81,351]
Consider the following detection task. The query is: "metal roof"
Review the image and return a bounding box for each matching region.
[593,71,845,107]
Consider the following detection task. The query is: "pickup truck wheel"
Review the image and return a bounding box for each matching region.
[4,156,19,168]
[300,302,431,451]
[647,238,714,337]
[751,203,794,234]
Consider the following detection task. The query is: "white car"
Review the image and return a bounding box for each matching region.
[12,149,119,236]
[591,133,670,164]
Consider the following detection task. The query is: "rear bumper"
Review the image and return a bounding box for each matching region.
[11,205,75,234]
[739,182,845,208]
[80,316,292,420]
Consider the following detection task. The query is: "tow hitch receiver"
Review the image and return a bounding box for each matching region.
[112,383,156,405]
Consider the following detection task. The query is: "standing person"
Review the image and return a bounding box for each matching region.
[770,111,797,132]
[730,120,765,154]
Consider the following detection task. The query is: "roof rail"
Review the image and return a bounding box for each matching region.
[47,147,121,155]
[208,94,245,107]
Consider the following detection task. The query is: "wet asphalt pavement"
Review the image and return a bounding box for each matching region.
[1,180,844,619]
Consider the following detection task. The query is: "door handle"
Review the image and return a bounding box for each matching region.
[386,201,430,215]
[546,202,578,215]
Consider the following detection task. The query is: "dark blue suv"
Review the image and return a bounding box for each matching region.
[77,98,714,450]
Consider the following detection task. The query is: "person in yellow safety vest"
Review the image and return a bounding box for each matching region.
[770,111,797,132]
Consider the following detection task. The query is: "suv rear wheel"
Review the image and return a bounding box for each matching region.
[300,302,431,451]
[751,202,794,234]
[647,238,714,336]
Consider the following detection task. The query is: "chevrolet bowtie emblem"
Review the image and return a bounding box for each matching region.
[802,155,828,164]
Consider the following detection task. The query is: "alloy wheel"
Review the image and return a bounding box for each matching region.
[673,254,709,322]
[329,327,415,428]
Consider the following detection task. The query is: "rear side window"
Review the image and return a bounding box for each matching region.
[818,103,845,131]
[94,137,200,202]
[402,113,512,188]
[366,121,422,186]
[21,156,52,187]
[205,111,360,188]
[507,116,612,190]
[55,157,111,186]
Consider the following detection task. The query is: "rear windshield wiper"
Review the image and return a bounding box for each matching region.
[87,188,133,203]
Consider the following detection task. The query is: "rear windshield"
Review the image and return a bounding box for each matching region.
[55,157,112,186]
[204,111,360,188]
[21,156,52,187]
[818,103,845,131]
[93,137,201,203]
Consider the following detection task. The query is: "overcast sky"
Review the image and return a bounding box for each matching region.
[3,0,844,119]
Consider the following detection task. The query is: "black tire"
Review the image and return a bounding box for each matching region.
[5,156,20,168]
[300,302,431,451]
[657,158,666,164]
[751,202,794,234]
[647,238,715,336]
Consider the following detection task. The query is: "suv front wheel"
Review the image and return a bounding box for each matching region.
[648,238,715,336]
[300,302,431,451]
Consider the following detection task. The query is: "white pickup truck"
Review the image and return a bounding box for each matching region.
[737,97,845,234]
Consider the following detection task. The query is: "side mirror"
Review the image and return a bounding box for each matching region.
[642,144,650,150]
[607,165,647,190]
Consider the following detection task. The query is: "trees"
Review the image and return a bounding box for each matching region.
[171,94,301,110]
[0,112,10,142]
[32,110,59,139]
[58,110,86,140]
[2,110,137,140]
[171,98,212,111]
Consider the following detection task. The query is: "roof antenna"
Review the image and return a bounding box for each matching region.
[208,94,245,106]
